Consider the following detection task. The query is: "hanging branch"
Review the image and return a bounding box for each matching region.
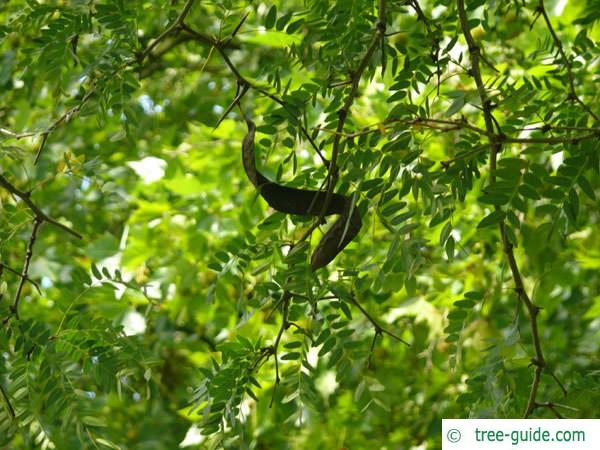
[320,0,411,365]
[535,1,598,121]
[457,0,560,418]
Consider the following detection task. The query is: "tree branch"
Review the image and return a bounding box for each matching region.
[536,402,564,418]
[180,21,329,166]
[1,0,198,163]
[137,0,196,64]
[317,1,387,222]
[0,262,41,295]
[349,293,409,345]
[0,174,82,239]
[457,0,552,419]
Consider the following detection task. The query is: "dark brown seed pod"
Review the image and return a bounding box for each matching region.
[241,114,361,271]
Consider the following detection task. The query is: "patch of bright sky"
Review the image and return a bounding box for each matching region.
[127,156,166,183]
[122,309,147,336]
[315,370,339,399]
[180,425,205,447]
[138,94,163,114]
[555,0,568,15]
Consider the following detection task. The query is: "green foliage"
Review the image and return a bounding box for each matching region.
[1,0,600,448]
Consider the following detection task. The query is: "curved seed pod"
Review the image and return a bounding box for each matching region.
[241,114,362,270]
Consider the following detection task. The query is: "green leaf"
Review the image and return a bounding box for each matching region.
[91,264,102,280]
[478,193,510,206]
[391,210,415,225]
[448,310,467,321]
[518,184,540,200]
[464,291,484,300]
[276,12,292,31]
[440,222,452,246]
[454,300,475,308]
[397,223,419,234]
[445,96,465,116]
[445,235,455,261]
[208,262,222,272]
[318,337,336,356]
[265,5,277,29]
[577,175,596,200]
[286,19,304,34]
[477,210,505,228]
[284,341,302,349]
[82,416,107,427]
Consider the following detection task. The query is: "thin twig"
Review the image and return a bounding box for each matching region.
[214,81,249,130]
[441,143,490,168]
[181,22,329,166]
[315,117,599,146]
[409,0,432,33]
[0,88,96,162]
[349,294,409,347]
[1,1,197,162]
[536,1,598,121]
[11,218,42,319]
[138,0,195,63]
[502,133,598,145]
[547,367,567,397]
[33,89,96,163]
[314,0,387,235]
[534,402,565,419]
[520,124,600,132]
[456,0,500,180]
[0,262,41,294]
[0,174,82,239]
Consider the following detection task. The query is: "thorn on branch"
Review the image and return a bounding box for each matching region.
[534,402,565,419]
[547,369,568,397]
